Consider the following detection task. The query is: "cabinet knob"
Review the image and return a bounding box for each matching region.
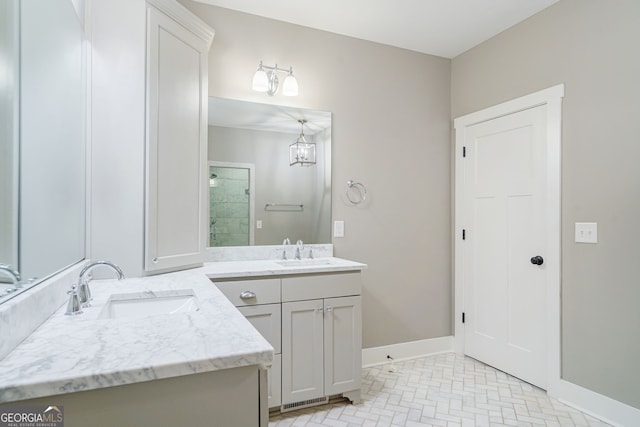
[240,291,256,300]
[325,306,333,312]
[316,307,324,313]
[152,258,158,264]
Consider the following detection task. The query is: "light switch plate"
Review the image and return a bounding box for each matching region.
[333,220,345,238]
[256,220,262,229]
[575,222,597,243]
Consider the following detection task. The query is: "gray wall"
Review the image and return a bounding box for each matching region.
[451,0,640,410]
[180,1,453,348]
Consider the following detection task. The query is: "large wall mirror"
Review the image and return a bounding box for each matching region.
[0,0,86,303]
[208,97,331,246]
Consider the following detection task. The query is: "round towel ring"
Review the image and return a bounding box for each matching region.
[346,180,367,205]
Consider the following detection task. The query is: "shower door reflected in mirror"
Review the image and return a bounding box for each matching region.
[209,162,255,247]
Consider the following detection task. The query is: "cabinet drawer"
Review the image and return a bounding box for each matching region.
[282,272,362,302]
[214,278,281,306]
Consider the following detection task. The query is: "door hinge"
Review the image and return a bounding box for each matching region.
[462,229,466,240]
[463,146,466,157]
[462,312,466,323]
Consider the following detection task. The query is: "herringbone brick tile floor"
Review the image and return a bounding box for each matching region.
[270,353,611,427]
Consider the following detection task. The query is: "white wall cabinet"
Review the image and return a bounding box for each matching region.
[215,271,362,412]
[91,0,213,276]
[144,1,213,272]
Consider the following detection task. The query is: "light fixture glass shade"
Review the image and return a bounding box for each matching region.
[282,73,299,96]
[289,136,316,166]
[252,68,269,92]
[252,62,299,96]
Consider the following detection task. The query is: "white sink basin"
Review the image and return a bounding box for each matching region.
[275,258,334,267]
[98,289,200,320]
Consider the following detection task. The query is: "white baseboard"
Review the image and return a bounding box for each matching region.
[551,379,640,427]
[362,336,453,367]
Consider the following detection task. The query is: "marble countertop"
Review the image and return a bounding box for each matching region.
[0,257,365,403]
[203,257,367,279]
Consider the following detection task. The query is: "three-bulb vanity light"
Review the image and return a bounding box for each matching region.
[251,61,299,96]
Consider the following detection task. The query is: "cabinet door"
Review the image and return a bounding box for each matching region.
[268,354,282,408]
[282,299,324,404]
[237,304,281,354]
[324,296,362,395]
[237,304,282,408]
[145,5,209,272]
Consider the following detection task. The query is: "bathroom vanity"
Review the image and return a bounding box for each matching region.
[0,256,365,426]
[0,267,273,426]
[213,263,364,412]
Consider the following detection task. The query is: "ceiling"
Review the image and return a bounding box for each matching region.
[193,0,560,58]
[209,97,331,134]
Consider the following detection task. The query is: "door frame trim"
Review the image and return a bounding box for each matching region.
[453,84,564,392]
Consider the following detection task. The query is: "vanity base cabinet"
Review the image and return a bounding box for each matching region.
[214,270,363,413]
[281,295,362,406]
[14,366,263,427]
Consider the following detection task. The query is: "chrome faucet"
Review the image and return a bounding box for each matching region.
[65,285,83,316]
[0,264,21,284]
[76,261,125,307]
[295,240,304,260]
[282,238,291,260]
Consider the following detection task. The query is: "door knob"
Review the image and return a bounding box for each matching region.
[530,256,544,265]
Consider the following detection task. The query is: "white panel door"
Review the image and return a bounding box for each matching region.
[282,299,324,404]
[324,296,362,396]
[462,105,548,388]
[145,5,208,272]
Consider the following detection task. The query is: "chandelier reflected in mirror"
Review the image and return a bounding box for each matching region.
[289,120,316,167]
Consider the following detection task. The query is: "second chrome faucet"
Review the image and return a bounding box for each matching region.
[65,261,125,316]
[295,240,304,260]
[78,261,125,306]
[281,238,312,260]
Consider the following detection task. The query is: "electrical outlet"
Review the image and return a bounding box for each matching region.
[333,220,345,238]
